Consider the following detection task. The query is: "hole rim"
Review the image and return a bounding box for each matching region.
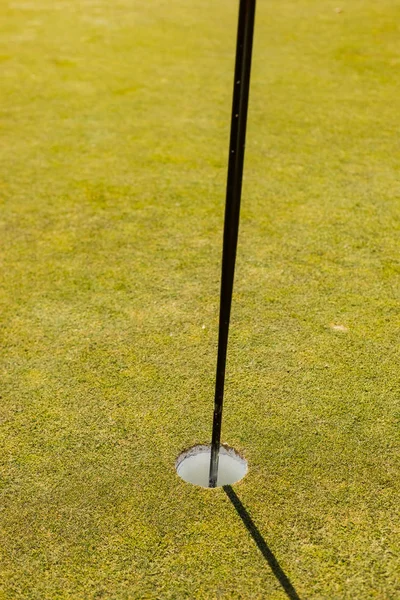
[175,443,248,489]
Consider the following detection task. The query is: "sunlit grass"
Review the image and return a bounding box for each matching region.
[0,1,399,598]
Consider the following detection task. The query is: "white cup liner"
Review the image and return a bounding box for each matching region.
[176,444,247,488]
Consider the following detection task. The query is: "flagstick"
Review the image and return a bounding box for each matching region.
[209,0,256,488]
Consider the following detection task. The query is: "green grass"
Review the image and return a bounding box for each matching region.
[1,0,399,598]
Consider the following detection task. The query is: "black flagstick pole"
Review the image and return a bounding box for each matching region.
[209,0,256,488]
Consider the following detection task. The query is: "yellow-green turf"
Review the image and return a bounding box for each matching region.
[1,1,399,598]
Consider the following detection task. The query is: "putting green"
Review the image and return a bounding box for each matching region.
[0,1,399,598]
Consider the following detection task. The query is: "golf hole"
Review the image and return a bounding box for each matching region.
[176,444,247,488]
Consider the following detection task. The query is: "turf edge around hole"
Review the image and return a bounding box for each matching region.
[176,444,248,488]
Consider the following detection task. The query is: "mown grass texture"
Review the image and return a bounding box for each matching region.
[0,1,399,598]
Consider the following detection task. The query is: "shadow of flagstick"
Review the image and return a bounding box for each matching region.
[223,486,302,600]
